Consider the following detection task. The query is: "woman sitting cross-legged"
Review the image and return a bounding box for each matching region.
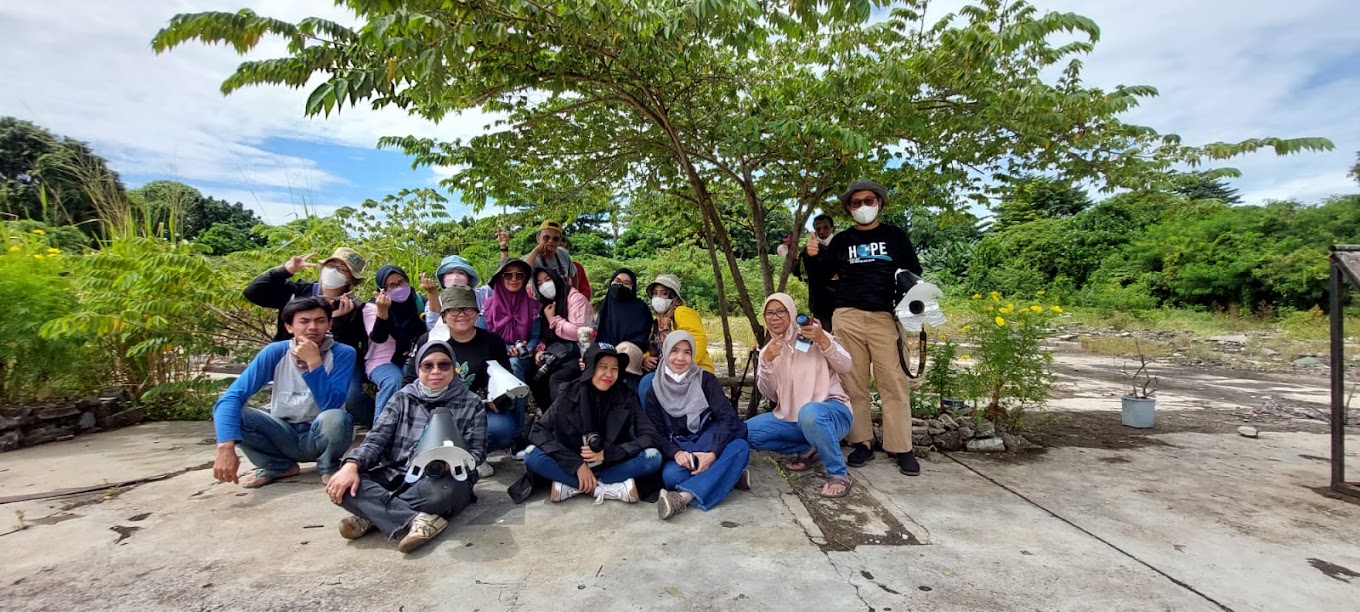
[521,344,662,504]
[746,293,856,498]
[643,331,751,520]
[325,340,487,554]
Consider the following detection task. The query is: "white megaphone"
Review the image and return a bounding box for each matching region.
[487,360,529,408]
[402,409,478,485]
[894,269,946,333]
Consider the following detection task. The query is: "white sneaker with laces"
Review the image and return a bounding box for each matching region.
[593,478,640,504]
[515,445,535,461]
[550,481,581,503]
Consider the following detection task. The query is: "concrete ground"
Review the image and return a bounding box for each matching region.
[3,355,1360,611]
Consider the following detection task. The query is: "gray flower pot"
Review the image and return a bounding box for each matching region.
[1121,395,1156,428]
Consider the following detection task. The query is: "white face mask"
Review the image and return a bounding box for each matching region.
[443,271,470,287]
[651,297,673,314]
[664,367,688,383]
[537,281,557,300]
[851,205,879,225]
[816,235,832,246]
[319,267,349,289]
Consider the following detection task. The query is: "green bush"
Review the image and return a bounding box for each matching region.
[0,226,100,400]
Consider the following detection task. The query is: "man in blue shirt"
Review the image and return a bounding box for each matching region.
[211,297,357,488]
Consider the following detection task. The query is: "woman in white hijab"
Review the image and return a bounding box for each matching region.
[642,331,751,520]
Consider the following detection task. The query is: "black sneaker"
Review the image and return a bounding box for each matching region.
[896,450,920,476]
[847,444,874,467]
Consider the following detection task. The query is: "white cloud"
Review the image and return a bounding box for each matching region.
[0,0,496,216]
[1,0,1356,221]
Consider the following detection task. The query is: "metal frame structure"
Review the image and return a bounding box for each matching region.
[1329,245,1360,498]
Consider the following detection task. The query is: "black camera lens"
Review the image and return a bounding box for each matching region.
[585,432,604,452]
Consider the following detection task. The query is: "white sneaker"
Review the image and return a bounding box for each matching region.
[515,445,535,461]
[550,481,581,503]
[593,478,640,504]
[477,462,495,478]
[397,512,448,553]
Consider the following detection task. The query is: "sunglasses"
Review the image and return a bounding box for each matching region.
[420,360,454,372]
[848,197,879,209]
[541,234,563,243]
[502,271,526,280]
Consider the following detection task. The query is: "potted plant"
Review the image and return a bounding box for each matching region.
[1120,340,1158,428]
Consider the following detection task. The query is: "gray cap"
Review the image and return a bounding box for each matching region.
[439,285,478,312]
[839,180,888,209]
[647,274,683,300]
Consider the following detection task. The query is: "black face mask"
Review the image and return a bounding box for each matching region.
[608,283,634,301]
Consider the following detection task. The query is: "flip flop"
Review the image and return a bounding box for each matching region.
[784,449,819,472]
[820,475,853,499]
[241,465,299,488]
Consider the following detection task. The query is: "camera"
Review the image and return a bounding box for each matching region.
[794,314,814,352]
[533,352,560,382]
[584,432,604,467]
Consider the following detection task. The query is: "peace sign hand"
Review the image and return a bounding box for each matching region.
[284,252,318,275]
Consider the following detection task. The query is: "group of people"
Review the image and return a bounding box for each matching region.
[210,179,923,553]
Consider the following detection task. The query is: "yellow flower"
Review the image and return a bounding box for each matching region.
[971,293,981,300]
[939,333,947,341]
[995,316,1006,327]
[959,325,972,333]
[31,228,46,236]
[1050,305,1064,313]
[999,303,1015,314]
[989,291,1001,303]
[1029,305,1043,313]
[6,245,18,253]
[1036,290,1046,296]
[46,247,60,255]
[985,305,994,312]
[33,254,44,260]
[959,354,971,360]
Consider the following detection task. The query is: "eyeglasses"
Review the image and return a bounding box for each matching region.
[613,279,634,289]
[502,271,526,280]
[448,308,478,318]
[848,196,879,209]
[420,360,453,372]
[383,281,409,291]
[764,309,790,320]
[541,234,563,243]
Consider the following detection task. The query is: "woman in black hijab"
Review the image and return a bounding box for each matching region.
[516,344,662,504]
[594,268,651,348]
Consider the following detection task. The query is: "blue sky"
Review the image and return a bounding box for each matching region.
[1,0,1358,225]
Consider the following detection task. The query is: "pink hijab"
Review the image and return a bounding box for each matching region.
[484,260,538,344]
[759,293,850,421]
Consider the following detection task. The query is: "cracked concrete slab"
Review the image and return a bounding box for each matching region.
[3,359,1359,611]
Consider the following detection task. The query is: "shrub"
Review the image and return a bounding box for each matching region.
[954,290,1059,431]
[0,225,100,400]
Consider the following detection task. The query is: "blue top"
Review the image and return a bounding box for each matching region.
[211,340,356,443]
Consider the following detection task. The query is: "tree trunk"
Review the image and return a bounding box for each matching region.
[703,214,737,375]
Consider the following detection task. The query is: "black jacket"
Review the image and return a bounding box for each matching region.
[243,265,368,359]
[642,371,747,460]
[530,377,661,475]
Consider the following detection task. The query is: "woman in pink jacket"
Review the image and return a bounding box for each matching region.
[528,266,594,412]
[747,293,855,498]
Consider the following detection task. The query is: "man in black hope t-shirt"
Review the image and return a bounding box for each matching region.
[808,180,923,477]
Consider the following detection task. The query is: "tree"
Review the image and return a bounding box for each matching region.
[1349,151,1360,187]
[992,175,1093,231]
[1172,172,1242,204]
[153,0,1333,338]
[0,116,124,234]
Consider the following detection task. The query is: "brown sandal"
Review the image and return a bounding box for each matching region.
[785,450,818,472]
[820,475,853,498]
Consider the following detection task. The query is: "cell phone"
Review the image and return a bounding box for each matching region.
[688,454,699,471]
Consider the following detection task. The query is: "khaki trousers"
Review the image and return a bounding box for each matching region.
[832,308,913,452]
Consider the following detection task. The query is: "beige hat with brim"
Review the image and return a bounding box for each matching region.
[321,246,367,281]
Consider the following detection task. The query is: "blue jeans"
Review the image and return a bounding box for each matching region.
[662,438,750,511]
[345,364,374,426]
[637,372,656,405]
[524,447,662,487]
[369,363,405,427]
[486,411,516,452]
[746,400,852,477]
[238,408,354,476]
